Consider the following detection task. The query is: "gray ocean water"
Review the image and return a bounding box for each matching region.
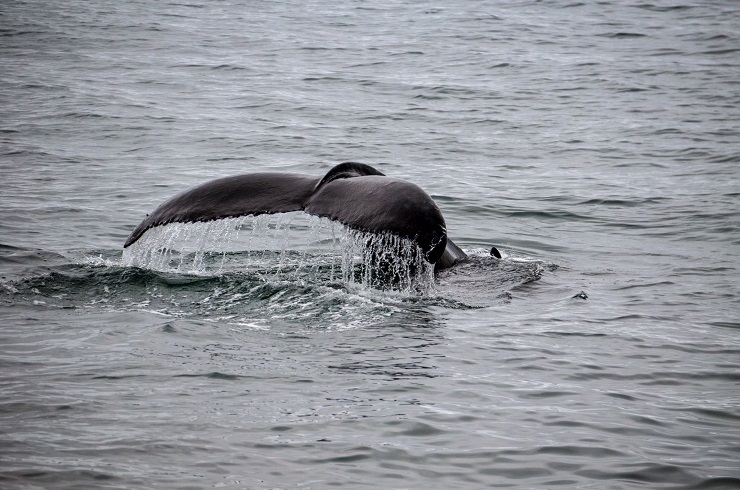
[1,0,739,488]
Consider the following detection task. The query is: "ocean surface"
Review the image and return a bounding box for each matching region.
[1,0,739,488]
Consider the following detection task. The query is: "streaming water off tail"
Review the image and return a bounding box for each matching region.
[120,213,437,293]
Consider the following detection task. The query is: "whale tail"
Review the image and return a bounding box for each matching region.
[124,162,465,268]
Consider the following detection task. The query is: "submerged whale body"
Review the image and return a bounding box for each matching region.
[124,162,469,270]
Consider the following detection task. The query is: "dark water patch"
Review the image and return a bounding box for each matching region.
[615,280,675,291]
[505,209,598,223]
[478,466,553,479]
[700,48,740,56]
[600,32,648,38]
[91,374,148,381]
[329,359,439,380]
[634,343,740,356]
[673,407,740,423]
[210,63,248,71]
[544,331,608,338]
[648,47,684,56]
[709,321,739,330]
[543,419,593,429]
[577,197,669,207]
[702,34,731,41]
[0,469,119,486]
[383,421,446,437]
[634,4,694,12]
[575,463,702,485]
[566,370,740,385]
[0,401,82,417]
[270,425,293,432]
[708,153,740,163]
[670,266,735,277]
[537,445,626,458]
[628,414,670,428]
[684,478,740,490]
[174,371,244,381]
[605,392,638,401]
[518,390,579,400]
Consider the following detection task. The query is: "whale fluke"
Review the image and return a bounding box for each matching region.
[124,162,467,269]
